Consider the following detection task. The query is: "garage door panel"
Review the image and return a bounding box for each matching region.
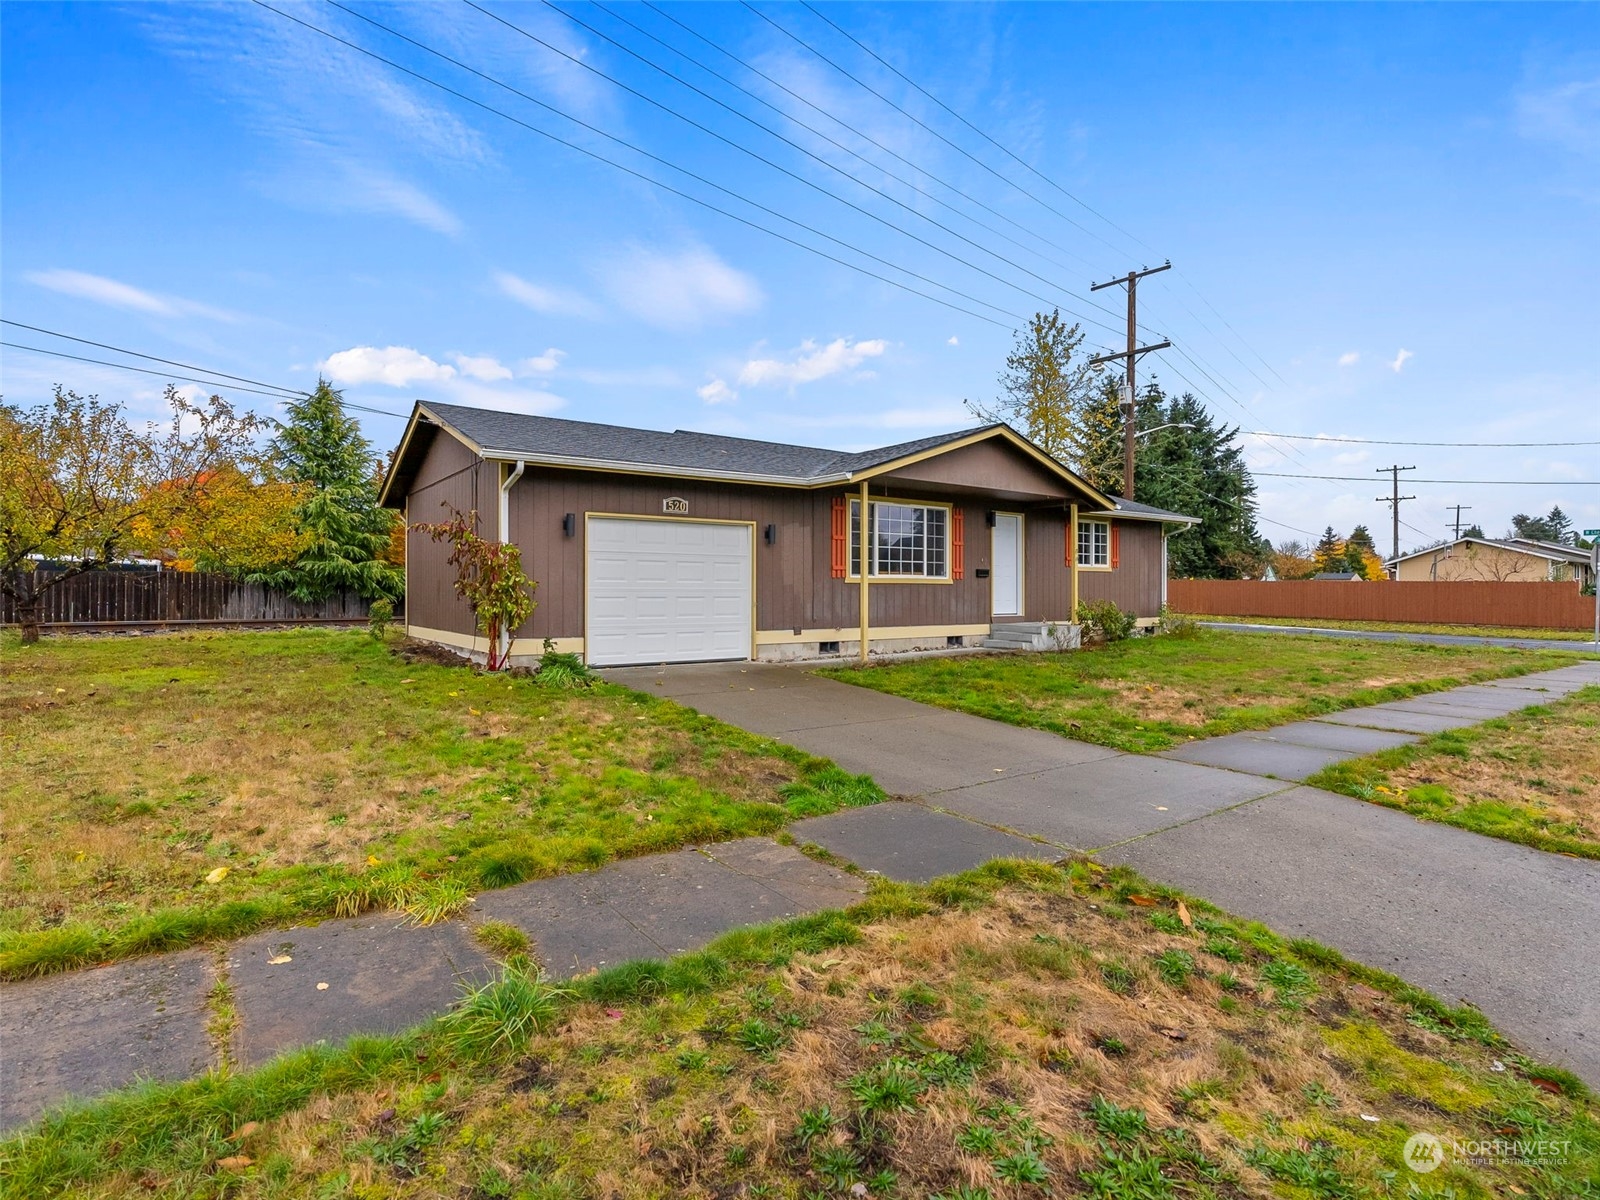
[586,518,753,667]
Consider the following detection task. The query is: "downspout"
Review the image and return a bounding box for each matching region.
[859,480,870,664]
[498,459,526,664]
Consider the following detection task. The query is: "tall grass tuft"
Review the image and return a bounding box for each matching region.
[439,961,568,1060]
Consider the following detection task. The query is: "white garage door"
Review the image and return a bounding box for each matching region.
[586,518,753,667]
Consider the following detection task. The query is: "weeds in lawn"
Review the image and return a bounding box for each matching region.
[0,629,885,977]
[6,858,1594,1199]
[472,919,530,959]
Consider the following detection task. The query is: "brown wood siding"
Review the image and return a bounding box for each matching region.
[405,433,484,636]
[878,438,1080,500]
[1021,509,1074,621]
[1079,520,1165,617]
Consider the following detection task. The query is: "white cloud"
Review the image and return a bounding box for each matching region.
[26,268,238,321]
[332,162,461,236]
[947,336,960,346]
[697,378,738,405]
[322,345,457,387]
[1337,351,1360,367]
[1517,77,1600,157]
[598,246,761,330]
[451,353,513,382]
[495,271,601,319]
[738,337,888,388]
[1389,348,1414,373]
[519,348,567,374]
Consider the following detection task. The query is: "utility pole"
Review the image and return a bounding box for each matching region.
[1448,504,1472,540]
[1375,464,1417,566]
[1089,262,1171,501]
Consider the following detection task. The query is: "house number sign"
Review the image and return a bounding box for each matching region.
[662,497,690,515]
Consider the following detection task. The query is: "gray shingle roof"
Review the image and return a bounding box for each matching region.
[1094,495,1200,524]
[421,401,1001,484]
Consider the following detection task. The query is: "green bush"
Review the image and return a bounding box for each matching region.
[535,638,595,689]
[368,598,395,641]
[1075,599,1137,644]
[1157,606,1200,638]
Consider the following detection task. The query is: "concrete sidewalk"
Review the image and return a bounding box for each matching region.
[612,658,1600,1083]
[5,657,1596,1131]
[1200,620,1600,656]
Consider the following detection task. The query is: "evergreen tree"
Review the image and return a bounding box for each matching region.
[1344,524,1383,578]
[249,381,403,602]
[1076,375,1128,495]
[1131,384,1270,578]
[1312,526,1346,574]
[1546,505,1573,545]
[1461,523,1485,539]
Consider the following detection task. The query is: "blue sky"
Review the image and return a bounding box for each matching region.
[3,1,1597,551]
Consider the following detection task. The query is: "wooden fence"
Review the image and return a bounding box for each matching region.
[2,569,391,629]
[1167,578,1594,631]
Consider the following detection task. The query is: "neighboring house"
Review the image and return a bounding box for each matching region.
[1385,537,1595,586]
[379,403,1197,667]
[1310,571,1363,582]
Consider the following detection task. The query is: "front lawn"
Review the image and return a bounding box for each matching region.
[7,860,1595,1198]
[1309,685,1600,859]
[1186,613,1600,642]
[0,630,880,978]
[818,629,1578,752]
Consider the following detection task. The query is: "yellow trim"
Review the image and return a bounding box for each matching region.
[845,495,956,583]
[849,425,1113,508]
[408,625,582,657]
[757,623,990,646]
[582,512,759,664]
[1069,503,1080,616]
[990,510,1026,617]
[1075,517,1113,570]
[858,481,869,663]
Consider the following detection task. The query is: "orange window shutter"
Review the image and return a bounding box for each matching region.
[952,508,965,579]
[1111,524,1121,570]
[831,496,846,578]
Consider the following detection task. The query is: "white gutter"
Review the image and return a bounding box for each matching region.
[497,459,525,665]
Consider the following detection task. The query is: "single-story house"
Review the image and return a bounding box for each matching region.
[1386,537,1595,586]
[379,402,1197,667]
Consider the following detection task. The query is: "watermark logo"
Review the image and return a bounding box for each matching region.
[1404,1131,1572,1172]
[1404,1133,1444,1174]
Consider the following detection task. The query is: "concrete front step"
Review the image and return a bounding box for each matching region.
[982,621,1079,651]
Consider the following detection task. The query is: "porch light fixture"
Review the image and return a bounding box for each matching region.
[562,513,576,537]
[764,524,777,545]
[985,510,997,527]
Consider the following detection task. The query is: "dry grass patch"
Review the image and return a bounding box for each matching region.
[9,861,1594,1198]
[1183,614,1599,642]
[821,628,1580,752]
[1311,685,1600,859]
[0,629,880,976]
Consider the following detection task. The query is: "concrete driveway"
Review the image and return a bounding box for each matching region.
[607,659,1600,1085]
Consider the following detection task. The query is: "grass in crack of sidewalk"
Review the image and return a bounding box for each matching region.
[0,629,882,979]
[819,628,1579,752]
[1309,684,1600,859]
[6,858,1595,1199]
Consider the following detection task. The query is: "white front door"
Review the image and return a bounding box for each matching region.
[992,513,1022,616]
[586,517,753,666]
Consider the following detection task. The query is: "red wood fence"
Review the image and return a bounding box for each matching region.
[2,569,392,629]
[1167,579,1594,631]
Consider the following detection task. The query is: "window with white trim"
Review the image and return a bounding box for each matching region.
[849,499,949,579]
[1077,519,1110,567]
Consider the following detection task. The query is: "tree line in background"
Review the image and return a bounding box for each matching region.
[969,309,1271,578]
[1271,525,1385,581]
[1,381,402,642]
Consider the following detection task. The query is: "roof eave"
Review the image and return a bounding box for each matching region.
[478,448,842,488]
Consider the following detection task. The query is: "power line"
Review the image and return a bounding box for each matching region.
[742,2,1130,260]
[797,0,1147,258]
[0,335,410,419]
[568,0,1123,314]
[260,1,1020,330]
[2,319,306,398]
[783,4,1289,390]
[467,0,1124,335]
[1245,430,1600,448]
[1255,472,1599,485]
[637,0,1101,275]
